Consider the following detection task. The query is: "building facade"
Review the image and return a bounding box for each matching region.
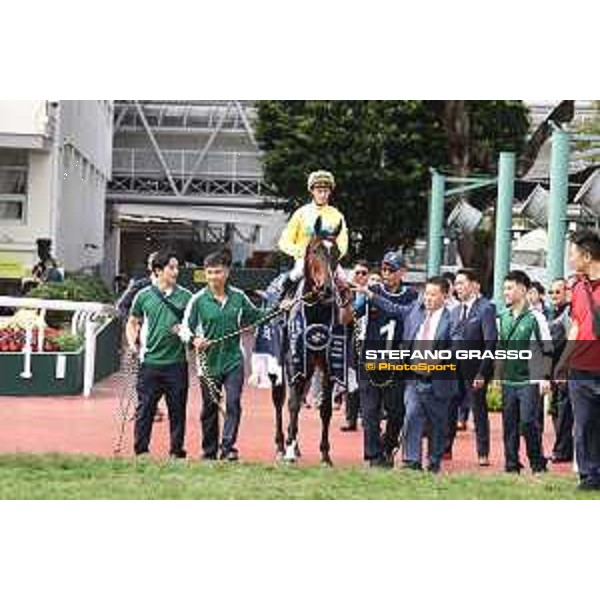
[105,100,287,280]
[0,100,113,286]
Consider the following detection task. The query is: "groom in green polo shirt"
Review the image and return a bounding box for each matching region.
[498,270,553,474]
[126,250,192,458]
[181,249,270,461]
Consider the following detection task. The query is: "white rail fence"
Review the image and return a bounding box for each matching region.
[0,296,118,397]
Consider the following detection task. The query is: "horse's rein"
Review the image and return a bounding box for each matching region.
[198,290,313,350]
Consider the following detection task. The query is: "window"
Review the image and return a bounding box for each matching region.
[0,197,25,222]
[0,167,27,194]
[0,149,28,195]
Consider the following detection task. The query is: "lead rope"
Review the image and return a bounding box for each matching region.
[113,346,140,455]
[193,291,314,413]
[351,307,396,389]
[113,290,314,455]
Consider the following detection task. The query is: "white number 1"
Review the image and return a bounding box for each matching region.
[380,320,396,350]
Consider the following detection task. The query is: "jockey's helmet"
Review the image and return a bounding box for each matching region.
[307,170,335,191]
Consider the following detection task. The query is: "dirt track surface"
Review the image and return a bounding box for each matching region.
[0,372,573,474]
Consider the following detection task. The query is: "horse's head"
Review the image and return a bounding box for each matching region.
[304,216,342,297]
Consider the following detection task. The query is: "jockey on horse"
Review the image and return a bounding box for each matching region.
[277,170,349,298]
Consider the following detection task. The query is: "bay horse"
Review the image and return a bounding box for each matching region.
[261,217,353,466]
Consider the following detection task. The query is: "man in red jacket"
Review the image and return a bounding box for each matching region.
[557,229,600,490]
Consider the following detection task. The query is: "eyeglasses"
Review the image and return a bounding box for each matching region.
[354,269,368,276]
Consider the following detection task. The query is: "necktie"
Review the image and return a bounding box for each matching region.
[461,303,468,321]
[422,312,433,341]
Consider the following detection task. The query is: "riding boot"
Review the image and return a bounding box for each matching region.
[279,272,297,301]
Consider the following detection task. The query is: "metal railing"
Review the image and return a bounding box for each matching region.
[114,101,257,132]
[112,148,263,179]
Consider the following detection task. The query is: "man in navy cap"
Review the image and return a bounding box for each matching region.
[352,251,418,467]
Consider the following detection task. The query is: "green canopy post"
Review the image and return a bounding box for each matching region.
[427,169,445,277]
[493,152,515,308]
[547,124,570,284]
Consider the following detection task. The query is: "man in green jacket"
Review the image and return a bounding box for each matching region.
[181,249,278,461]
[498,270,553,474]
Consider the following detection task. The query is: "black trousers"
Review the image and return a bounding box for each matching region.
[200,364,244,458]
[359,378,405,461]
[569,371,600,483]
[345,390,360,426]
[134,362,189,456]
[502,384,545,471]
[551,382,573,461]
[446,380,490,458]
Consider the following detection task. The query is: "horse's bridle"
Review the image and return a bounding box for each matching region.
[305,236,350,309]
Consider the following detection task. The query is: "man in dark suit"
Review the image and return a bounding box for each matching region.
[402,276,457,473]
[447,269,498,466]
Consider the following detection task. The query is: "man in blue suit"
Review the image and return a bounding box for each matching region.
[402,276,458,473]
[447,269,498,466]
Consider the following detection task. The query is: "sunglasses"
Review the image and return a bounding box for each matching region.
[354,269,368,276]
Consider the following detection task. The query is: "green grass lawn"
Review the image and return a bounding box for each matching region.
[0,453,596,499]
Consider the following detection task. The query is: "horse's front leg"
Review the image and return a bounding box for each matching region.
[285,380,303,462]
[319,374,334,466]
[270,374,286,461]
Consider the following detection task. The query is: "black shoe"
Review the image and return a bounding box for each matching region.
[340,422,358,432]
[202,453,217,461]
[219,448,239,462]
[551,455,572,464]
[427,464,441,474]
[578,478,600,491]
[532,458,548,474]
[401,461,423,471]
[368,456,393,469]
[169,449,187,459]
[505,465,521,474]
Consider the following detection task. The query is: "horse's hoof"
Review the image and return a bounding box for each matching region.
[275,449,285,462]
[284,442,298,462]
[321,455,333,467]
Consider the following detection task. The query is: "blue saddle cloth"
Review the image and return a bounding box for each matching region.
[255,276,348,386]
